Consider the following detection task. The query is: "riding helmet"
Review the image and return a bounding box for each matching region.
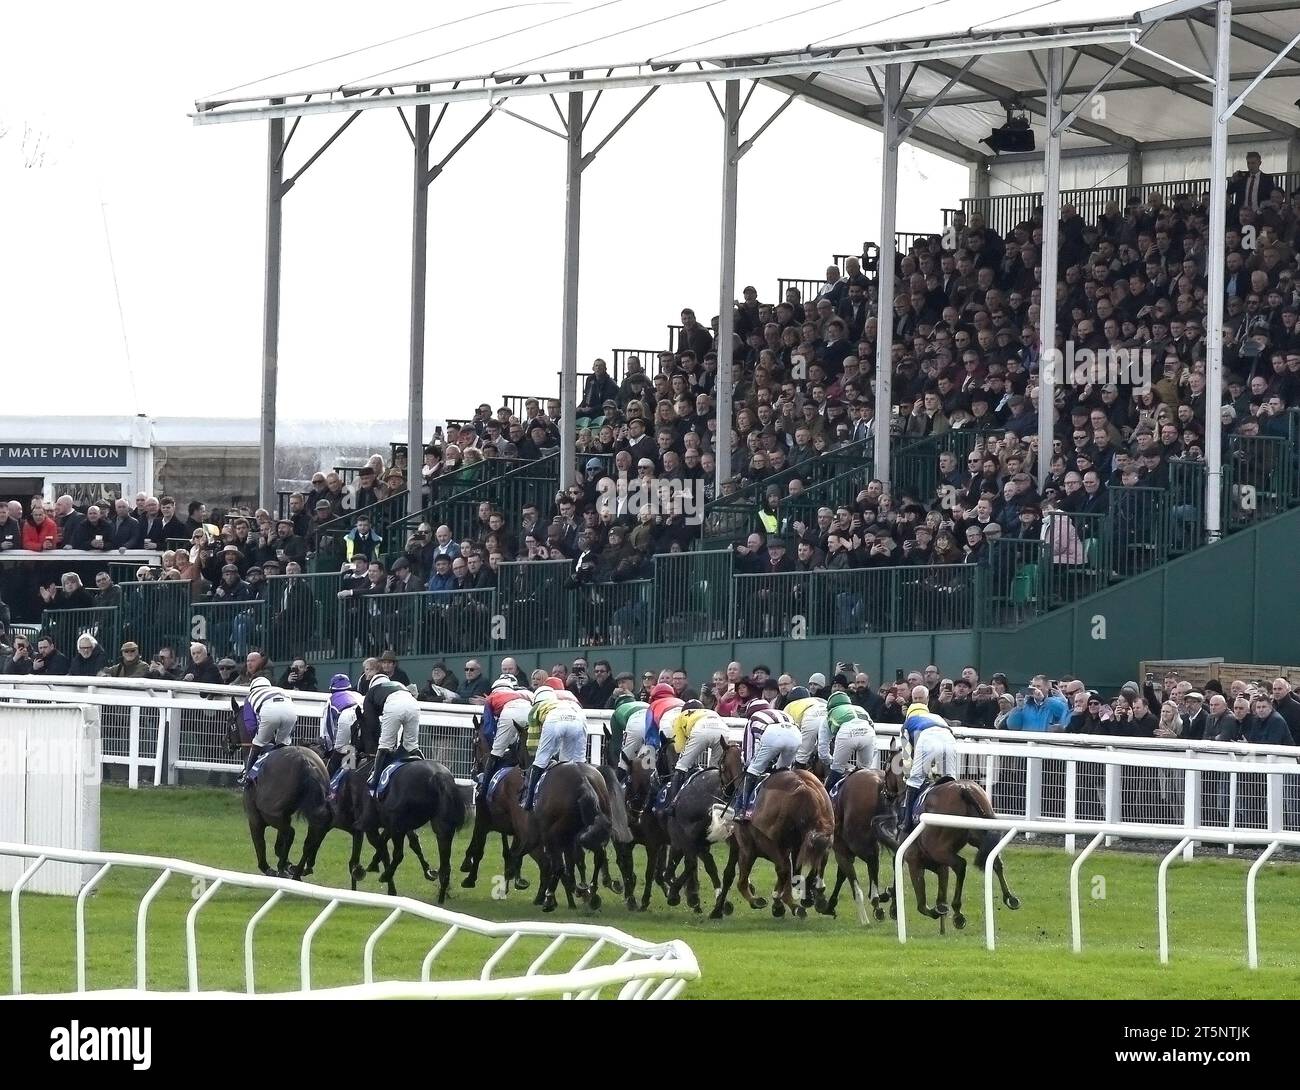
[650,683,675,701]
[786,685,810,702]
[682,699,702,711]
[826,691,853,711]
[744,697,771,716]
[491,675,516,692]
[329,673,352,692]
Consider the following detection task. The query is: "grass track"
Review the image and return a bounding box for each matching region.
[3,786,1299,999]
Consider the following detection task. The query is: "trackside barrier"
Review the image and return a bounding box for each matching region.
[2,842,699,998]
[894,814,1300,969]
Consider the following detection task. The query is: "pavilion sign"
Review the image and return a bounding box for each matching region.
[0,444,128,467]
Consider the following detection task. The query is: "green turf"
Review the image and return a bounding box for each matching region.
[3,786,1299,999]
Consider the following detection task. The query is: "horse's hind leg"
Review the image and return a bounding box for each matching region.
[460,803,490,882]
[992,852,1021,910]
[273,824,296,876]
[249,814,272,876]
[698,846,731,916]
[614,841,638,912]
[707,841,738,920]
[406,829,435,883]
[734,839,767,913]
[948,854,968,930]
[909,857,940,920]
[348,830,366,889]
[382,831,406,896]
[773,851,802,919]
[293,822,329,880]
[434,824,455,904]
[865,842,887,921]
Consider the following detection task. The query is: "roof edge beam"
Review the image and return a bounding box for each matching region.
[193,29,1140,124]
[1223,25,1300,121]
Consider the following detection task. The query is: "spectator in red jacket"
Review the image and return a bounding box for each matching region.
[22,503,60,550]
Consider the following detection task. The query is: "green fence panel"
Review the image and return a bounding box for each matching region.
[652,550,733,644]
[1044,509,1110,605]
[259,572,343,665]
[978,538,1047,628]
[1167,458,1206,555]
[496,559,571,652]
[39,606,120,658]
[1108,486,1169,578]
[193,598,267,662]
[117,579,195,660]
[732,572,813,640]
[1225,434,1293,527]
[567,578,653,647]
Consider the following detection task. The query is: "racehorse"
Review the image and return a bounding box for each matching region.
[525,761,635,913]
[709,767,834,919]
[460,721,534,894]
[663,738,744,916]
[821,768,892,923]
[883,757,1021,930]
[620,739,677,912]
[225,702,332,879]
[330,754,467,901]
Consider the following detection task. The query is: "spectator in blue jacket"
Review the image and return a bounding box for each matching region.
[426,554,457,596]
[1247,694,1294,745]
[1005,684,1071,731]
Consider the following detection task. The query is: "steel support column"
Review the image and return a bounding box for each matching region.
[1037,50,1063,490]
[407,91,431,519]
[874,65,900,486]
[258,105,285,512]
[559,80,583,492]
[715,79,740,494]
[1205,2,1232,540]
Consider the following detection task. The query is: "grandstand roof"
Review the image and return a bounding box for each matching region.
[194,0,1300,164]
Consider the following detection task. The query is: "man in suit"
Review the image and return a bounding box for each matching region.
[1229,151,1274,214]
[1180,691,1211,741]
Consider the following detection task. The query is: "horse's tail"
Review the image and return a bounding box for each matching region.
[295,756,330,823]
[576,776,613,851]
[958,781,1000,869]
[594,765,634,844]
[438,766,468,832]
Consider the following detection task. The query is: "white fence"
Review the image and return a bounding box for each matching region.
[3,841,700,999]
[895,814,1300,970]
[1,676,1298,847]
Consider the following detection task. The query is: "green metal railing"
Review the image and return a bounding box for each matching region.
[193,598,265,662]
[38,606,120,657]
[117,580,194,658]
[889,430,993,505]
[651,549,733,644]
[495,559,570,651]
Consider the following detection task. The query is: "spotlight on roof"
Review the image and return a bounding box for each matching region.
[982,104,1035,155]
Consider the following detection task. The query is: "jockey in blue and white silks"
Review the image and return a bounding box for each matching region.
[322,673,362,775]
[238,677,298,783]
[897,690,959,836]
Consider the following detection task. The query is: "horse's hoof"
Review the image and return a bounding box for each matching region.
[690,902,702,915]
[888,904,897,920]
[349,865,366,882]
[708,906,725,920]
[1005,894,1022,910]
[816,901,835,917]
[933,903,950,918]
[607,879,623,895]
[625,899,639,912]
[723,900,734,916]
[953,913,967,930]
[422,867,436,882]
[542,900,557,914]
[665,892,681,907]
[461,876,477,888]
[575,883,590,898]
[514,877,530,891]
[878,889,893,903]
[589,893,602,911]
[752,897,767,910]
[459,858,473,873]
[771,901,784,918]
[874,906,886,922]
[366,860,381,874]
[793,904,806,919]
[260,866,275,877]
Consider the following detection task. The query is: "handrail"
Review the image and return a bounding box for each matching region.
[2,841,700,999]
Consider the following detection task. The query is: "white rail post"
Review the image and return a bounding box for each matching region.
[1266,767,1284,835]
[1103,749,1120,846]
[244,890,284,994]
[76,862,113,992]
[1064,760,1077,854]
[1156,836,1191,965]
[421,925,461,981]
[300,899,339,992]
[893,820,927,945]
[1025,749,1042,837]
[1069,832,1105,954]
[136,868,173,990]
[363,907,405,984]
[185,877,224,992]
[128,704,141,790]
[10,854,47,994]
[1182,754,1199,861]
[1245,841,1279,970]
[983,826,1018,952]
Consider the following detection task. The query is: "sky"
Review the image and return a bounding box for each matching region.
[0,1,967,429]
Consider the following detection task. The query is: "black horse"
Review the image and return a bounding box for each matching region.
[225,702,331,878]
[331,755,467,900]
[663,740,744,916]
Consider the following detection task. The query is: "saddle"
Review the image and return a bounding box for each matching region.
[244,743,287,785]
[911,775,955,823]
[369,752,420,800]
[484,765,514,806]
[652,766,707,813]
[827,766,866,801]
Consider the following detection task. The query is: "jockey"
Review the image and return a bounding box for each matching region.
[663,700,728,814]
[897,686,959,836]
[321,673,362,776]
[609,692,649,778]
[644,682,684,755]
[785,686,829,769]
[824,691,877,793]
[523,683,587,810]
[732,697,800,821]
[479,675,532,792]
[238,677,297,784]
[362,677,424,787]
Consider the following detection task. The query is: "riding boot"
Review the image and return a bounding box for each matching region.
[369,748,393,787]
[523,763,544,811]
[898,785,920,837]
[325,750,342,778]
[824,768,844,793]
[478,754,504,799]
[733,772,758,821]
[614,763,629,788]
[237,744,264,786]
[664,768,687,815]
[406,745,425,761]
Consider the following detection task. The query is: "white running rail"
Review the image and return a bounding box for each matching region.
[3,842,699,999]
[893,813,1300,969]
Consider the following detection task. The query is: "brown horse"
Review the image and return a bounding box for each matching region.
[884,763,1021,930]
[821,768,892,923]
[710,768,835,919]
[460,725,535,894]
[525,761,635,913]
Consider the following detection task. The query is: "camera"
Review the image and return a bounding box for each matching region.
[895,669,905,683]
